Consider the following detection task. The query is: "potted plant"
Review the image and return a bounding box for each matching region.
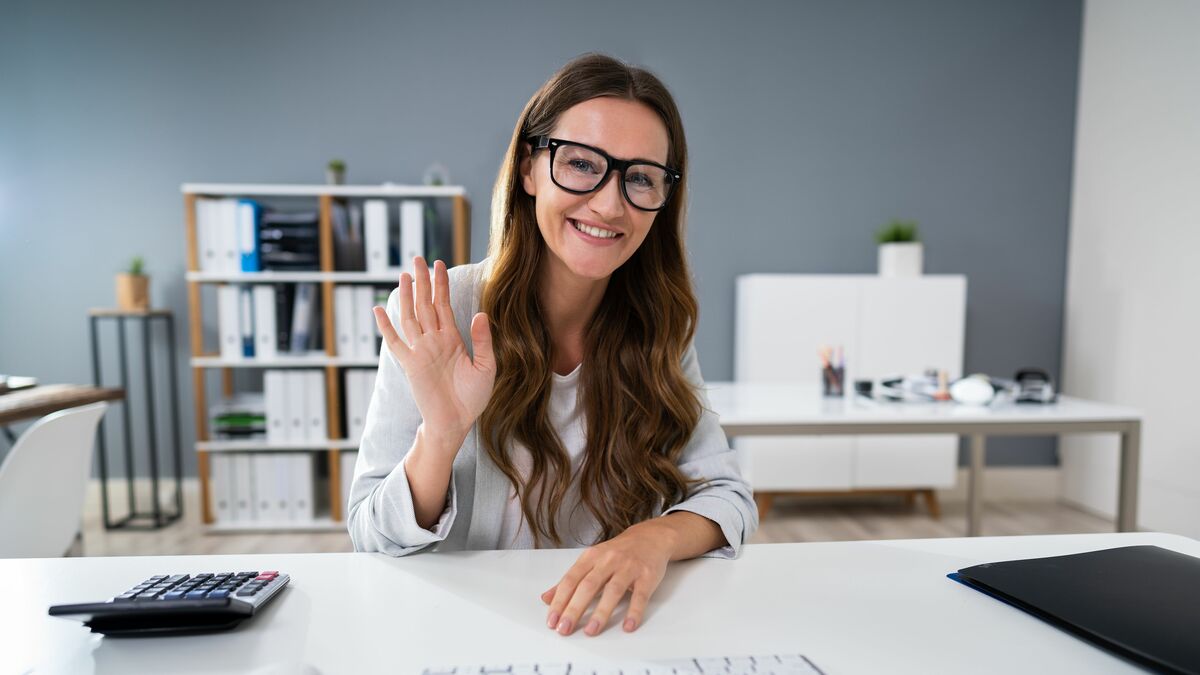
[326,159,346,185]
[116,256,150,311]
[875,219,923,278]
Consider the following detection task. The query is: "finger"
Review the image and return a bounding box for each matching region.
[432,260,455,332]
[557,567,612,636]
[541,585,556,605]
[372,306,410,361]
[546,562,591,631]
[584,573,635,636]
[623,581,653,632]
[470,313,494,372]
[397,273,422,339]
[413,256,439,332]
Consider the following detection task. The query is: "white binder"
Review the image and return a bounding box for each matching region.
[252,285,277,360]
[232,453,255,522]
[253,453,278,524]
[264,370,287,444]
[196,198,217,272]
[218,198,240,273]
[364,200,390,273]
[354,286,377,360]
[217,285,242,361]
[211,454,233,524]
[340,451,357,514]
[283,370,307,442]
[305,370,327,441]
[288,454,315,522]
[334,285,355,358]
[400,200,424,272]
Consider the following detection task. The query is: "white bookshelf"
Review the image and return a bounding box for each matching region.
[198,439,362,452]
[186,271,402,283]
[182,183,465,198]
[191,355,379,368]
[184,182,470,532]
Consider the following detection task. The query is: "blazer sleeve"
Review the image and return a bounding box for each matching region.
[661,342,759,559]
[346,287,458,556]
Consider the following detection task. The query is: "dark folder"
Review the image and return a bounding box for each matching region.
[950,545,1200,674]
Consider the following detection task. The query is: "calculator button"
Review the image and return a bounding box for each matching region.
[208,589,231,599]
[163,591,187,600]
[185,590,208,600]
[114,592,138,601]
[236,588,259,597]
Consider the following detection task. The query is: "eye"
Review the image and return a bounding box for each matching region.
[626,171,657,190]
[568,158,598,173]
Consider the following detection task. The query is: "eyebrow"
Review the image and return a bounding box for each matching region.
[554,136,669,167]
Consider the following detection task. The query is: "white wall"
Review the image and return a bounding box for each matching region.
[1061,0,1200,537]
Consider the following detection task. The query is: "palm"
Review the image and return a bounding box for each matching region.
[373,258,496,443]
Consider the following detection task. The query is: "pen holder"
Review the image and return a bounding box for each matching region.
[822,366,845,397]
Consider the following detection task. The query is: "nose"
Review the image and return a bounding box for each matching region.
[587,169,626,220]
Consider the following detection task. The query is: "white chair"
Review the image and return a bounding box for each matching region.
[0,402,107,558]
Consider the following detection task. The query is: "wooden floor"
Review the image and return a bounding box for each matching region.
[78,483,1114,557]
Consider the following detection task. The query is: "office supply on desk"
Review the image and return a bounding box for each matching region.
[49,570,290,636]
[425,653,825,675]
[951,546,1200,674]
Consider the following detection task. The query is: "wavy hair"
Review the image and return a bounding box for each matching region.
[479,53,703,547]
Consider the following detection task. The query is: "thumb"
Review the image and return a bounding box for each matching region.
[469,312,495,372]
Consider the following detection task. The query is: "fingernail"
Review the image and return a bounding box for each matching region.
[547,611,559,629]
[585,619,599,635]
[623,618,637,632]
[557,617,573,635]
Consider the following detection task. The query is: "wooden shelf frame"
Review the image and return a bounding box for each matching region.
[183,184,471,530]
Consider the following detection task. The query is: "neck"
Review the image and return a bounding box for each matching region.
[538,256,610,373]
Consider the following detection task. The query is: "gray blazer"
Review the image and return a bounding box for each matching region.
[346,260,757,558]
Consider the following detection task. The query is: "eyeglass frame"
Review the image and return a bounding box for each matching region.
[526,135,682,212]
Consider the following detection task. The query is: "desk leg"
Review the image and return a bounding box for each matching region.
[1117,421,1141,532]
[967,434,986,537]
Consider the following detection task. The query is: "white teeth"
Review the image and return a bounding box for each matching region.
[571,219,619,239]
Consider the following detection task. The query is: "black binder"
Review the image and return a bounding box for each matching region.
[950,545,1200,674]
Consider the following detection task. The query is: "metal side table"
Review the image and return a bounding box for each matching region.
[88,308,183,529]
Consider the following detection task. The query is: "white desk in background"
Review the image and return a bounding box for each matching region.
[705,382,1143,536]
[4,533,1195,674]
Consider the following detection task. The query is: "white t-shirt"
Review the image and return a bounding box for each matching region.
[495,363,603,549]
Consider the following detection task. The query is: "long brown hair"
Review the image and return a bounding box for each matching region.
[479,53,703,547]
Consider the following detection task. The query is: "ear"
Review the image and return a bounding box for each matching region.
[519,142,537,197]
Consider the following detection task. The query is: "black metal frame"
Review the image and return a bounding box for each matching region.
[89,313,183,529]
[528,135,681,212]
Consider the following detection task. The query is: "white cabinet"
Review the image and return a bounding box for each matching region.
[734,275,966,492]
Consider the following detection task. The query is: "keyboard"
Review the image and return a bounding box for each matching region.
[48,570,290,636]
[422,653,824,674]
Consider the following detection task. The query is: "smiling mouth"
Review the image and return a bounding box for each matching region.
[569,219,623,240]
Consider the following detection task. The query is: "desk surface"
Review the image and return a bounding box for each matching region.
[705,381,1141,428]
[4,532,1193,674]
[0,384,124,426]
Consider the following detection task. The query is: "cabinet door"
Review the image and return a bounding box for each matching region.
[735,276,861,491]
[737,437,855,491]
[854,277,966,489]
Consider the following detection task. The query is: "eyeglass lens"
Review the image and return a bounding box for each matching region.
[551,143,672,210]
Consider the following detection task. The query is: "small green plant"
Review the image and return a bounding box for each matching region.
[327,159,346,172]
[875,219,920,244]
[127,256,145,276]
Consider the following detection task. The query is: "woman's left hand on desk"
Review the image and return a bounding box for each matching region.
[541,521,674,636]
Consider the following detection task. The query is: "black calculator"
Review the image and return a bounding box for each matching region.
[48,570,289,636]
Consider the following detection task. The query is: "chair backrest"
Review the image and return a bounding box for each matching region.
[0,402,107,558]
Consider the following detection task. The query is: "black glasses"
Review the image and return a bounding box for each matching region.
[527,136,681,212]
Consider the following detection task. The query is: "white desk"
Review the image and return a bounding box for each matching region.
[705,382,1143,536]
[4,533,1194,673]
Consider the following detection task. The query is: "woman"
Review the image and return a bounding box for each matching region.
[347,53,756,637]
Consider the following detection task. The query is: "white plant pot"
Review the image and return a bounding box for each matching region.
[878,242,923,278]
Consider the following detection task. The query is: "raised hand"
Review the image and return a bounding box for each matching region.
[373,257,496,453]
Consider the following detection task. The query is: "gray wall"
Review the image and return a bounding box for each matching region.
[0,0,1082,476]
